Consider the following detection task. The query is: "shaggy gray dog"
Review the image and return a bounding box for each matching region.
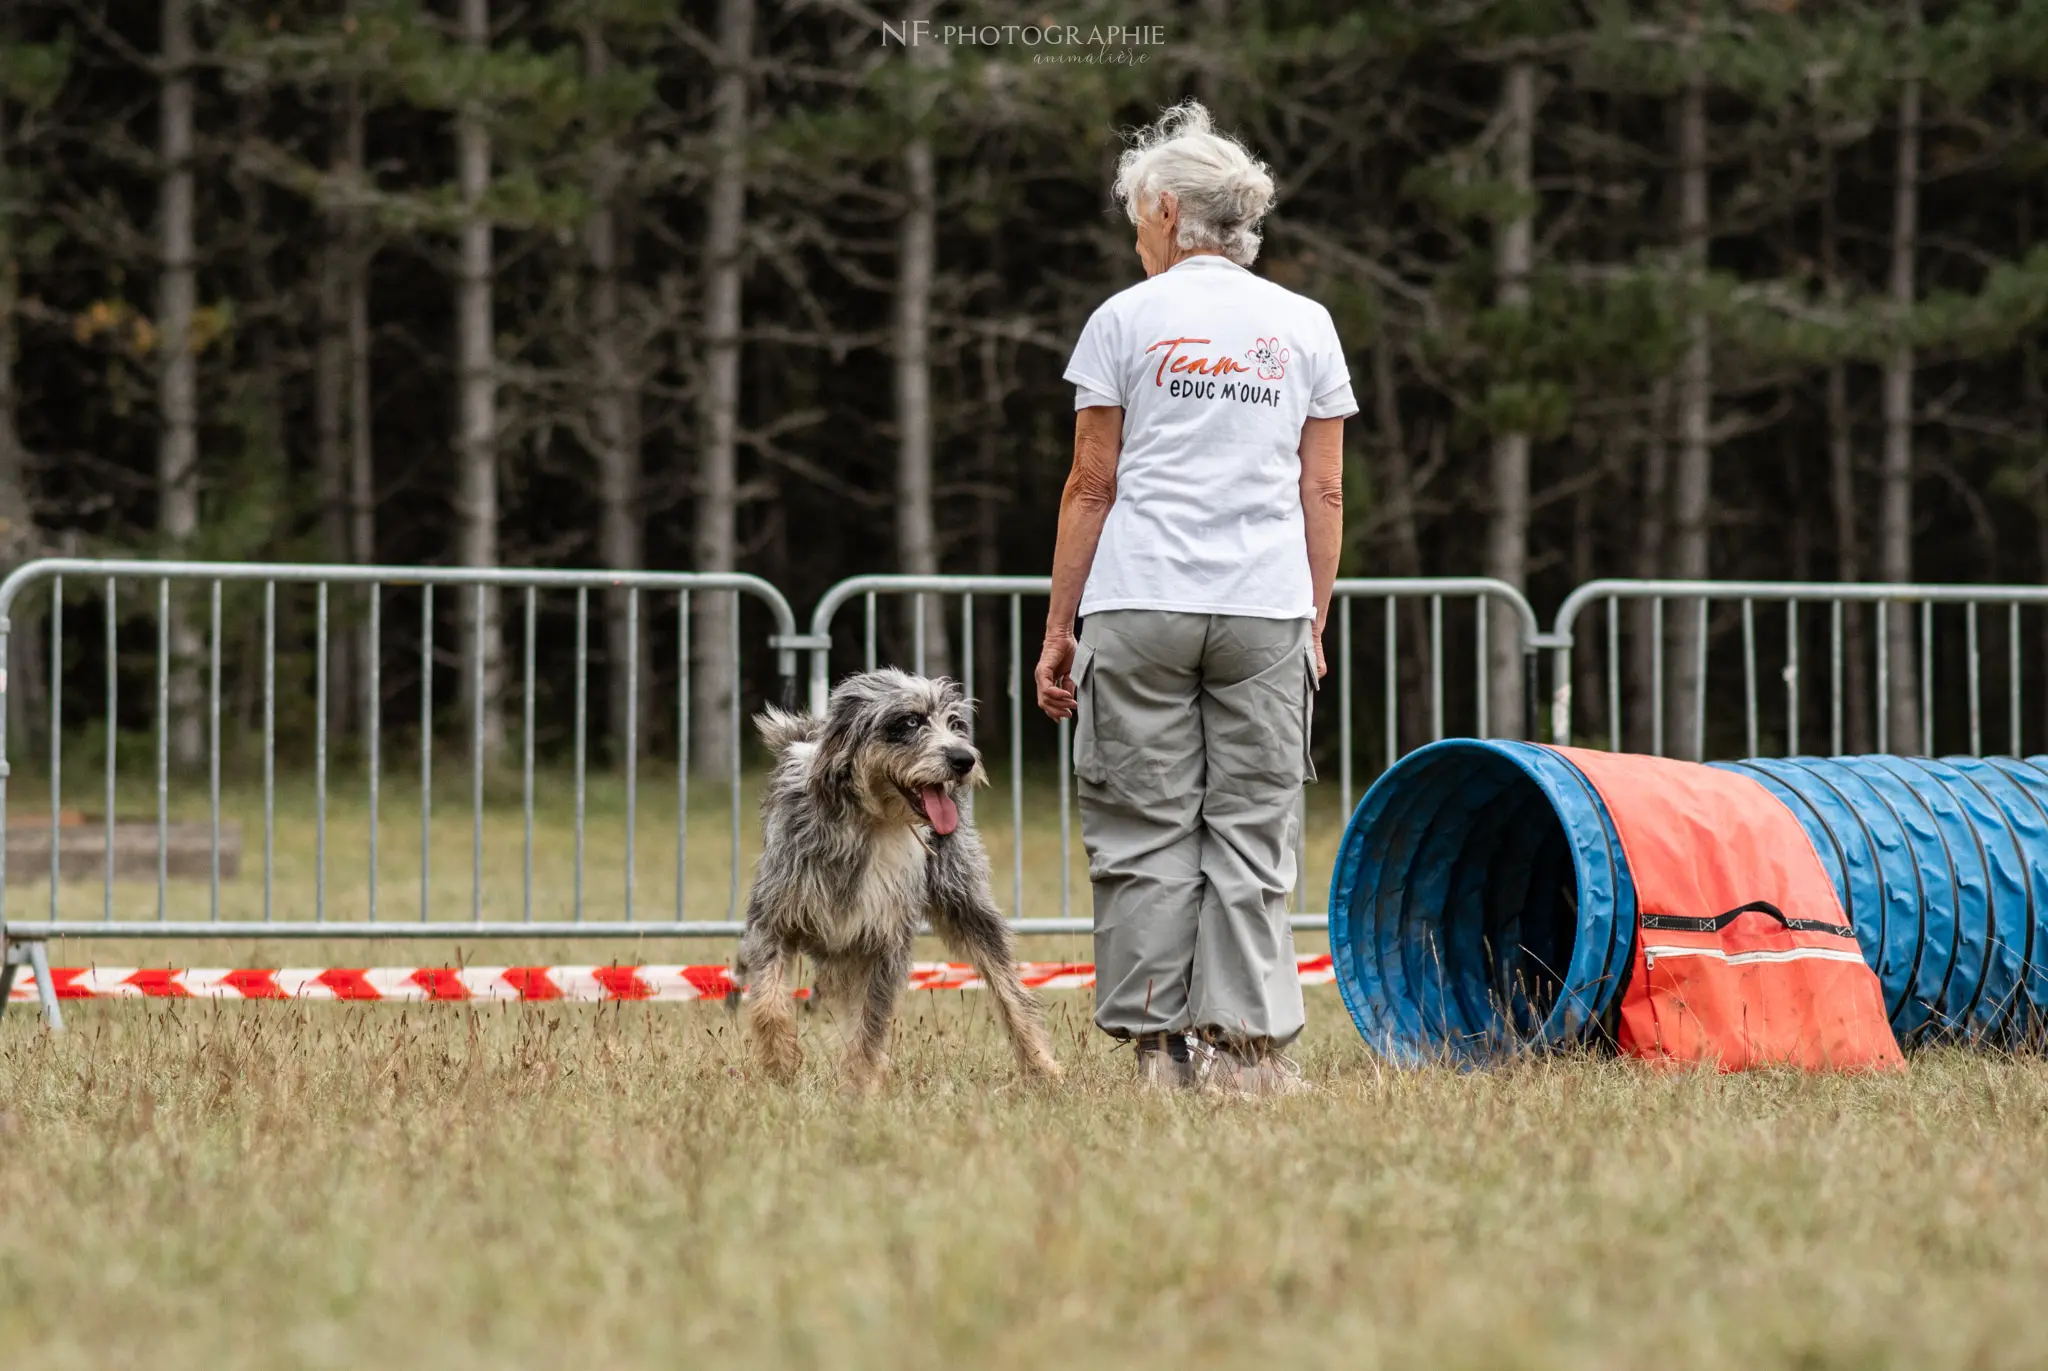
[735,669,1062,1089]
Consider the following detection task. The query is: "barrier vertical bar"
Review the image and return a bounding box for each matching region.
[1921,600,1934,757]
[1692,596,1708,762]
[208,581,221,921]
[1831,600,1844,756]
[961,593,974,742]
[522,587,534,923]
[1339,594,1352,820]
[677,590,689,920]
[1056,704,1073,918]
[574,587,587,921]
[1429,595,1444,742]
[1606,598,1621,754]
[1967,601,1981,757]
[1009,594,1023,919]
[1786,601,1800,758]
[1475,597,1489,740]
[864,593,876,672]
[1059,713,1071,923]
[727,593,741,919]
[48,580,60,914]
[155,578,167,921]
[471,585,484,925]
[1383,596,1396,770]
[1877,602,1890,753]
[104,578,117,921]
[264,582,274,921]
[317,582,329,923]
[420,584,432,922]
[626,588,640,922]
[369,586,381,922]
[2011,602,2022,757]
[1742,598,1758,759]
[1651,597,1665,758]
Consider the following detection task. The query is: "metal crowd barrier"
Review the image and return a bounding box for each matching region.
[1546,580,2048,760]
[803,575,1542,936]
[20,560,2027,1030]
[0,559,800,1027]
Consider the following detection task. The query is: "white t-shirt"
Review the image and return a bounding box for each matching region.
[1063,255,1358,621]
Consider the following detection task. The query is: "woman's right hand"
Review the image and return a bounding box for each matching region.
[1035,630,1077,720]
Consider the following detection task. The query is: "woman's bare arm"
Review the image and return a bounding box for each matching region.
[1299,415,1345,677]
[1036,405,1123,719]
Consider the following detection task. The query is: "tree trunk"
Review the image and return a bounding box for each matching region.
[1571,449,1601,745]
[1196,0,1229,109]
[316,123,352,737]
[1668,54,1713,761]
[0,88,42,757]
[586,25,645,767]
[691,0,751,777]
[894,0,950,681]
[344,70,377,732]
[1485,60,1536,739]
[158,0,203,768]
[1371,339,1428,756]
[1630,381,1671,754]
[974,330,1002,722]
[1823,152,1870,755]
[455,0,503,765]
[1881,2,1922,753]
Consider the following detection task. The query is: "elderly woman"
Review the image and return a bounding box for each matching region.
[1035,101,1354,1095]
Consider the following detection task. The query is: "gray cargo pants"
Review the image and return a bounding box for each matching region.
[1072,609,1316,1048]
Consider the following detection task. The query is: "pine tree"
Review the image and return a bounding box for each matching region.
[0,20,69,751]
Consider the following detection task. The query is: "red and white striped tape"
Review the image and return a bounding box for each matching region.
[6,955,1338,1004]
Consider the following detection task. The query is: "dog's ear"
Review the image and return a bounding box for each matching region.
[754,707,815,754]
[809,680,871,795]
[933,676,973,731]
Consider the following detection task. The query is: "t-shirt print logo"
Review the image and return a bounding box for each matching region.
[1245,337,1290,381]
[1145,336,1251,386]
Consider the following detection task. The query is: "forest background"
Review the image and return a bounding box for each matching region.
[4,0,2047,774]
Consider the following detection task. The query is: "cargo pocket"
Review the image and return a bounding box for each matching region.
[1301,645,1320,784]
[1070,636,1107,784]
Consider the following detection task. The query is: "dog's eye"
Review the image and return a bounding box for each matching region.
[890,715,923,741]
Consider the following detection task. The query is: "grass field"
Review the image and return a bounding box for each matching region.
[5,1008,2048,1368]
[5,772,2048,1367]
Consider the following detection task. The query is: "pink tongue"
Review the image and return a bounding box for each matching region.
[921,787,960,836]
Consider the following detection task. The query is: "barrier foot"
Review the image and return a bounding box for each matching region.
[3,940,63,1031]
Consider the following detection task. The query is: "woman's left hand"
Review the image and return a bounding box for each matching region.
[1036,630,1078,720]
[1312,631,1327,680]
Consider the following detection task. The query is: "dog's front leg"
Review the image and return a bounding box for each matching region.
[737,933,803,1084]
[840,946,910,1095]
[929,842,1062,1082]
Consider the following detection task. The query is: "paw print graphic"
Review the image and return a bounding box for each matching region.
[1245,337,1290,381]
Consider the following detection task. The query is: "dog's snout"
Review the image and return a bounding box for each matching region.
[944,746,977,777]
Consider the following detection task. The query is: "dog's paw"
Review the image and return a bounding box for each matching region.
[748,1023,804,1084]
[1022,1050,1064,1083]
[842,1052,891,1097]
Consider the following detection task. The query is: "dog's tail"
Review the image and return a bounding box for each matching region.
[753,706,819,755]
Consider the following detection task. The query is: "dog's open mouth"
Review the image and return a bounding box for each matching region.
[905,785,961,837]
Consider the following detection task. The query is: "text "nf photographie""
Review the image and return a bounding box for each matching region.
[879,21,1168,47]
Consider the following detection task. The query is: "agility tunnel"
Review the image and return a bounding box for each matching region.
[1327,742,2048,1062]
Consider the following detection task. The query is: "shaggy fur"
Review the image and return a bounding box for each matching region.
[735,669,1062,1090]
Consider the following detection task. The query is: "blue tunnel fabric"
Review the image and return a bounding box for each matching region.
[1328,740,1637,1065]
[1328,745,2048,1059]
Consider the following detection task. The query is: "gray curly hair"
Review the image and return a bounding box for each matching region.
[1111,100,1276,267]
